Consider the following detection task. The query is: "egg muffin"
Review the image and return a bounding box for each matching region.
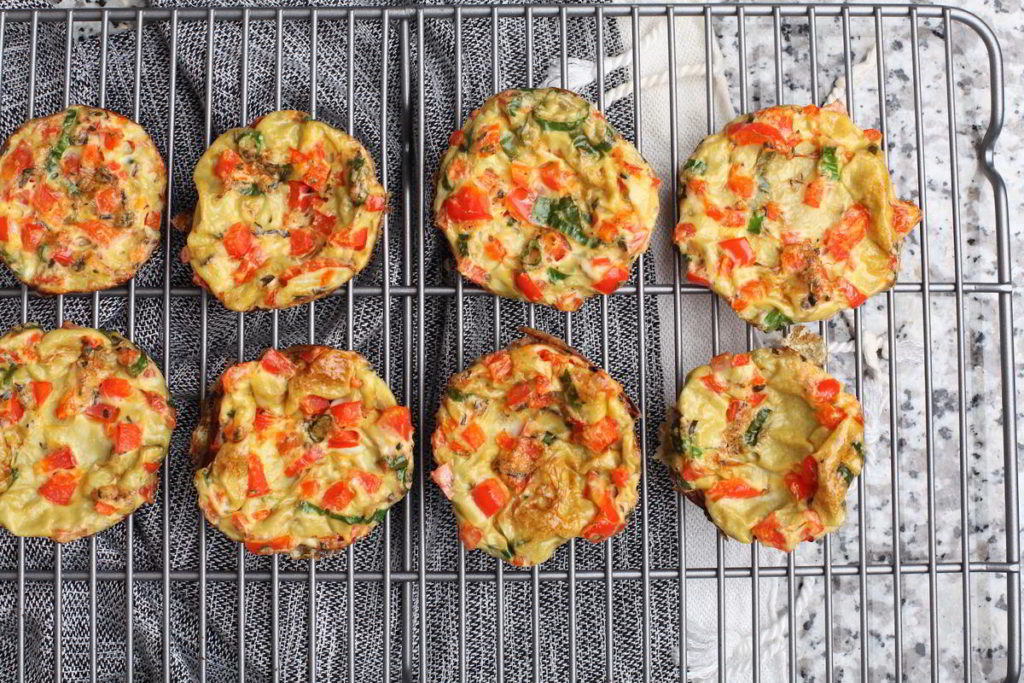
[674,103,921,331]
[0,324,175,542]
[662,340,864,551]
[0,105,166,293]
[191,345,413,558]
[186,110,386,312]
[434,88,660,311]
[430,328,639,566]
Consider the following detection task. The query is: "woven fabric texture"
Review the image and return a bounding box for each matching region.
[0,2,690,681]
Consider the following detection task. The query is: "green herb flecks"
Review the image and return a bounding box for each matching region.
[762,309,793,331]
[447,387,468,401]
[387,455,409,485]
[456,233,470,258]
[672,426,702,458]
[819,146,840,181]
[45,109,79,177]
[128,352,149,377]
[504,98,522,119]
[744,408,772,446]
[559,369,582,410]
[852,441,863,457]
[838,463,854,486]
[747,212,764,235]
[573,133,613,157]
[298,500,388,525]
[542,432,557,446]
[500,132,519,159]
[347,155,369,205]
[1,364,18,387]
[234,130,263,159]
[682,158,707,175]
[535,114,587,132]
[8,468,18,483]
[547,268,569,283]
[531,196,552,226]
[238,183,263,197]
[547,196,595,247]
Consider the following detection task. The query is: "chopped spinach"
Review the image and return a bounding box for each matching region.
[347,155,369,205]
[761,309,793,331]
[387,455,409,485]
[1,364,18,387]
[45,109,79,176]
[819,146,840,181]
[672,426,702,457]
[559,369,582,409]
[682,158,707,175]
[238,183,263,197]
[535,114,587,132]
[852,441,863,457]
[747,212,764,235]
[456,233,470,258]
[572,133,612,157]
[838,463,854,485]
[531,196,552,226]
[298,500,388,525]
[504,98,522,119]
[542,432,556,446]
[500,132,519,159]
[744,408,772,446]
[447,387,467,401]
[521,237,542,267]
[8,468,18,483]
[547,196,594,246]
[547,268,569,283]
[128,353,149,377]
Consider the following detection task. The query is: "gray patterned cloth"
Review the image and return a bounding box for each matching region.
[0,2,684,681]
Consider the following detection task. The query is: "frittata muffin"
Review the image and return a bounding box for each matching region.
[434,88,660,311]
[0,324,175,542]
[191,345,413,558]
[0,105,166,293]
[431,328,639,566]
[662,339,864,551]
[186,110,386,312]
[674,103,921,331]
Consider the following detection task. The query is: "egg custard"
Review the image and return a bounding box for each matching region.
[675,103,921,331]
[0,324,174,542]
[663,341,864,551]
[186,110,386,312]
[434,88,660,311]
[0,105,166,293]
[192,345,413,558]
[431,328,639,566]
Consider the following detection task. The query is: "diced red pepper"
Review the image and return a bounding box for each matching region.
[726,121,790,150]
[700,374,726,393]
[100,377,134,399]
[284,448,323,477]
[505,381,533,409]
[303,158,330,192]
[443,183,491,222]
[85,403,119,423]
[223,222,253,259]
[726,399,745,422]
[214,149,242,181]
[290,229,316,256]
[377,406,412,441]
[539,161,570,191]
[864,128,883,142]
[365,194,387,212]
[803,177,825,208]
[247,452,270,497]
[812,378,841,404]
[322,481,354,511]
[762,202,782,221]
[752,513,788,550]
[484,351,513,382]
[726,165,755,199]
[95,186,120,215]
[592,266,629,295]
[330,226,368,250]
[299,395,331,416]
[837,278,866,308]
[460,422,486,452]
[484,236,506,262]
[581,474,622,543]
[288,180,314,211]
[824,204,869,261]
[719,237,755,267]
[610,466,631,489]
[448,130,465,147]
[459,522,483,549]
[580,416,620,454]
[245,535,293,554]
[31,380,52,405]
[328,429,361,449]
[52,246,74,265]
[21,221,46,251]
[32,183,60,215]
[732,353,751,367]
[783,454,818,501]
[38,446,76,473]
[515,271,543,302]
[261,349,294,375]
[1,143,33,182]
[707,478,763,501]
[892,199,921,236]
[674,221,696,243]
[471,477,508,517]
[816,403,846,429]
[355,470,381,494]
[77,220,116,246]
[39,470,78,505]
[330,400,362,425]
[114,422,142,454]
[253,409,275,432]
[95,500,119,515]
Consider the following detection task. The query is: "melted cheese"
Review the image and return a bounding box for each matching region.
[192,346,413,558]
[0,324,174,542]
[188,110,386,312]
[434,88,660,311]
[0,105,166,293]
[675,104,921,330]
[431,332,639,566]
[662,343,864,551]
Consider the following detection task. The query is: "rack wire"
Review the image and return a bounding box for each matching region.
[0,4,1017,681]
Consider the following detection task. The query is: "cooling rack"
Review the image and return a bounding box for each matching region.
[0,4,1017,682]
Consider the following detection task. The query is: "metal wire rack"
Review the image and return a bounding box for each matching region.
[0,3,1017,682]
